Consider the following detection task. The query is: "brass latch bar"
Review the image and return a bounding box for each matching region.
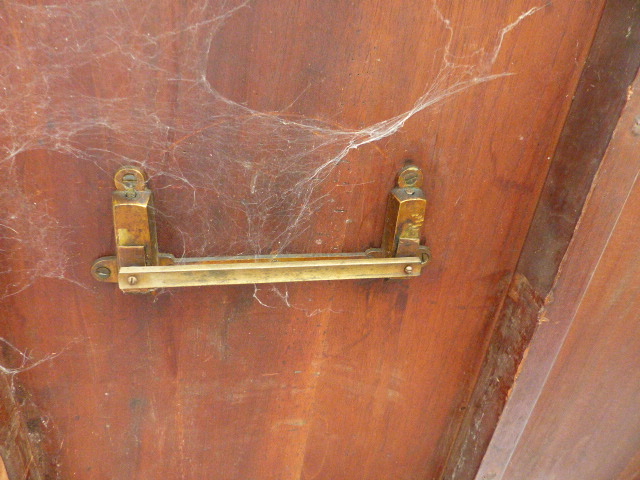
[92,164,430,293]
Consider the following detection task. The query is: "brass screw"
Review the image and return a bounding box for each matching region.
[122,173,138,184]
[127,276,138,286]
[404,265,413,274]
[397,164,424,188]
[633,115,640,136]
[95,266,111,279]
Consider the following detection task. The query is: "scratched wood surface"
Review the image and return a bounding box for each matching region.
[489,68,640,480]
[0,1,607,479]
[444,2,640,477]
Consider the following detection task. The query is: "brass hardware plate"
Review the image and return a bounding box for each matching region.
[118,257,424,291]
[92,164,430,292]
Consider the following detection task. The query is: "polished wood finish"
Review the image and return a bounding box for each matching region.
[479,66,640,480]
[0,1,610,479]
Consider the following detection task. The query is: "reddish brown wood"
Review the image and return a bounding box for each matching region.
[443,2,640,477]
[0,458,8,480]
[0,1,608,479]
[486,67,640,480]
[0,358,54,480]
[518,0,640,292]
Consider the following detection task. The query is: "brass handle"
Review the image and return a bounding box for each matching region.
[92,164,430,293]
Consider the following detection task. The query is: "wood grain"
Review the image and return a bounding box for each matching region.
[0,456,8,480]
[495,66,640,480]
[0,367,54,480]
[0,1,608,479]
[444,2,640,477]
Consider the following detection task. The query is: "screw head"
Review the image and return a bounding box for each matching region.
[122,173,138,184]
[397,164,424,188]
[95,266,111,279]
[632,115,640,136]
[127,276,138,286]
[404,265,413,274]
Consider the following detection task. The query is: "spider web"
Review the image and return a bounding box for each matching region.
[0,0,543,299]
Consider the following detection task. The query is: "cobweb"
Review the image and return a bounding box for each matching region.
[0,0,543,299]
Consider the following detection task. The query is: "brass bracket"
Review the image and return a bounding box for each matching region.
[92,164,430,292]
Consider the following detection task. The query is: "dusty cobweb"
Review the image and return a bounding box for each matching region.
[0,0,544,302]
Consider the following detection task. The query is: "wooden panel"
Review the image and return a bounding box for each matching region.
[496,68,640,480]
[0,370,54,480]
[444,2,640,477]
[516,0,640,293]
[0,1,606,479]
[0,456,8,480]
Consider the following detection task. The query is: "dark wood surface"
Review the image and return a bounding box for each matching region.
[0,1,607,479]
[481,66,640,480]
[443,2,640,477]
[0,371,53,480]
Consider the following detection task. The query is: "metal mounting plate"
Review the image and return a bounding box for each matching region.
[92,164,430,292]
